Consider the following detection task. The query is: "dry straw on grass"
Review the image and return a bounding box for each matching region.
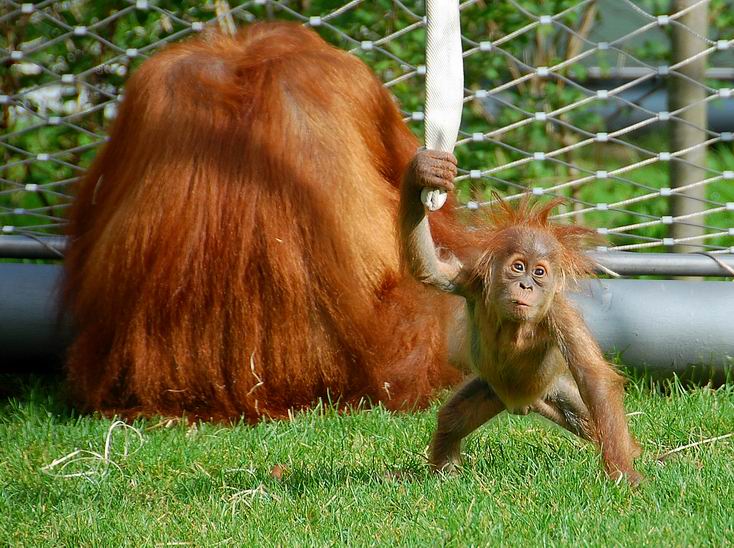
[41,420,144,481]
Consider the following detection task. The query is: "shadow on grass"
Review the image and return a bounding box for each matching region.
[0,373,76,421]
[167,461,434,504]
[621,365,734,396]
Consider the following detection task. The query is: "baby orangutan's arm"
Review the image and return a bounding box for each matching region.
[549,297,642,485]
[399,149,467,294]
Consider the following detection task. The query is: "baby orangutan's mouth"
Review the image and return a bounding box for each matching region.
[510,299,531,308]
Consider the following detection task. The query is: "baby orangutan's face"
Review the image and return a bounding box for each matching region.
[490,228,560,323]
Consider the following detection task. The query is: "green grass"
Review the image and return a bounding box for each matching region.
[1,375,733,546]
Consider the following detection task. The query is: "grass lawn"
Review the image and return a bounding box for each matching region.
[1,374,733,546]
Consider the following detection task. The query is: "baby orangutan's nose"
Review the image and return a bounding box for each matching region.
[519,280,533,291]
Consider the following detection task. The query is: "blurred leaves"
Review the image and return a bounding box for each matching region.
[1,0,731,249]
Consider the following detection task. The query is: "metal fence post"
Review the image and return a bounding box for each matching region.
[670,0,709,252]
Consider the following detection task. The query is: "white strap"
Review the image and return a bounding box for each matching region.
[421,0,464,211]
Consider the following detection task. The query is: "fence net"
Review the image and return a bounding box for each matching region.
[1,0,733,258]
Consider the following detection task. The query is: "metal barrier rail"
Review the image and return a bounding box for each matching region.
[2,235,733,277]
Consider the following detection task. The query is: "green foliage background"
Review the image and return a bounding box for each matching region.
[2,0,733,249]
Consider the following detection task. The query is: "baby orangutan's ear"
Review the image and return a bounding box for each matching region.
[465,250,494,296]
[450,265,482,300]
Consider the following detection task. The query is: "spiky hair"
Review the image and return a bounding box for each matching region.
[470,194,600,290]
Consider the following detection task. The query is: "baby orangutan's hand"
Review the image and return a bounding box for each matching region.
[410,149,457,194]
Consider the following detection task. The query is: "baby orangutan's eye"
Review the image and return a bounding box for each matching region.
[511,261,525,273]
[534,266,546,277]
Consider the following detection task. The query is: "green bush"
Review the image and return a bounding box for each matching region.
[1,1,731,250]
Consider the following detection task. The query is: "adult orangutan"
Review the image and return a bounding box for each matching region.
[62,22,464,421]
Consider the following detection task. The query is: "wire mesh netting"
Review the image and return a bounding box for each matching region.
[1,0,733,259]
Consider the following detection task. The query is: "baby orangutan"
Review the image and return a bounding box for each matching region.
[400,149,642,485]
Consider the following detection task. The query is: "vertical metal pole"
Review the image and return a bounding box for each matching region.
[670,0,709,252]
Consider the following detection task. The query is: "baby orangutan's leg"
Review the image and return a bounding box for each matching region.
[532,374,595,442]
[430,376,505,473]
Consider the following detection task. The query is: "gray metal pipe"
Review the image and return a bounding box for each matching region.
[0,235,66,259]
[585,66,734,81]
[589,251,734,277]
[569,278,733,380]
[1,263,732,379]
[0,263,69,364]
[2,236,733,277]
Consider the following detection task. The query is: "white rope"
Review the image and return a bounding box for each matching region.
[421,0,464,211]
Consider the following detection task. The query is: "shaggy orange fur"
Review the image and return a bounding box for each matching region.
[470,195,600,290]
[63,22,462,421]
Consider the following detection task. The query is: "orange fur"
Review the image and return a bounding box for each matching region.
[470,195,600,289]
[398,151,640,482]
[63,23,461,422]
